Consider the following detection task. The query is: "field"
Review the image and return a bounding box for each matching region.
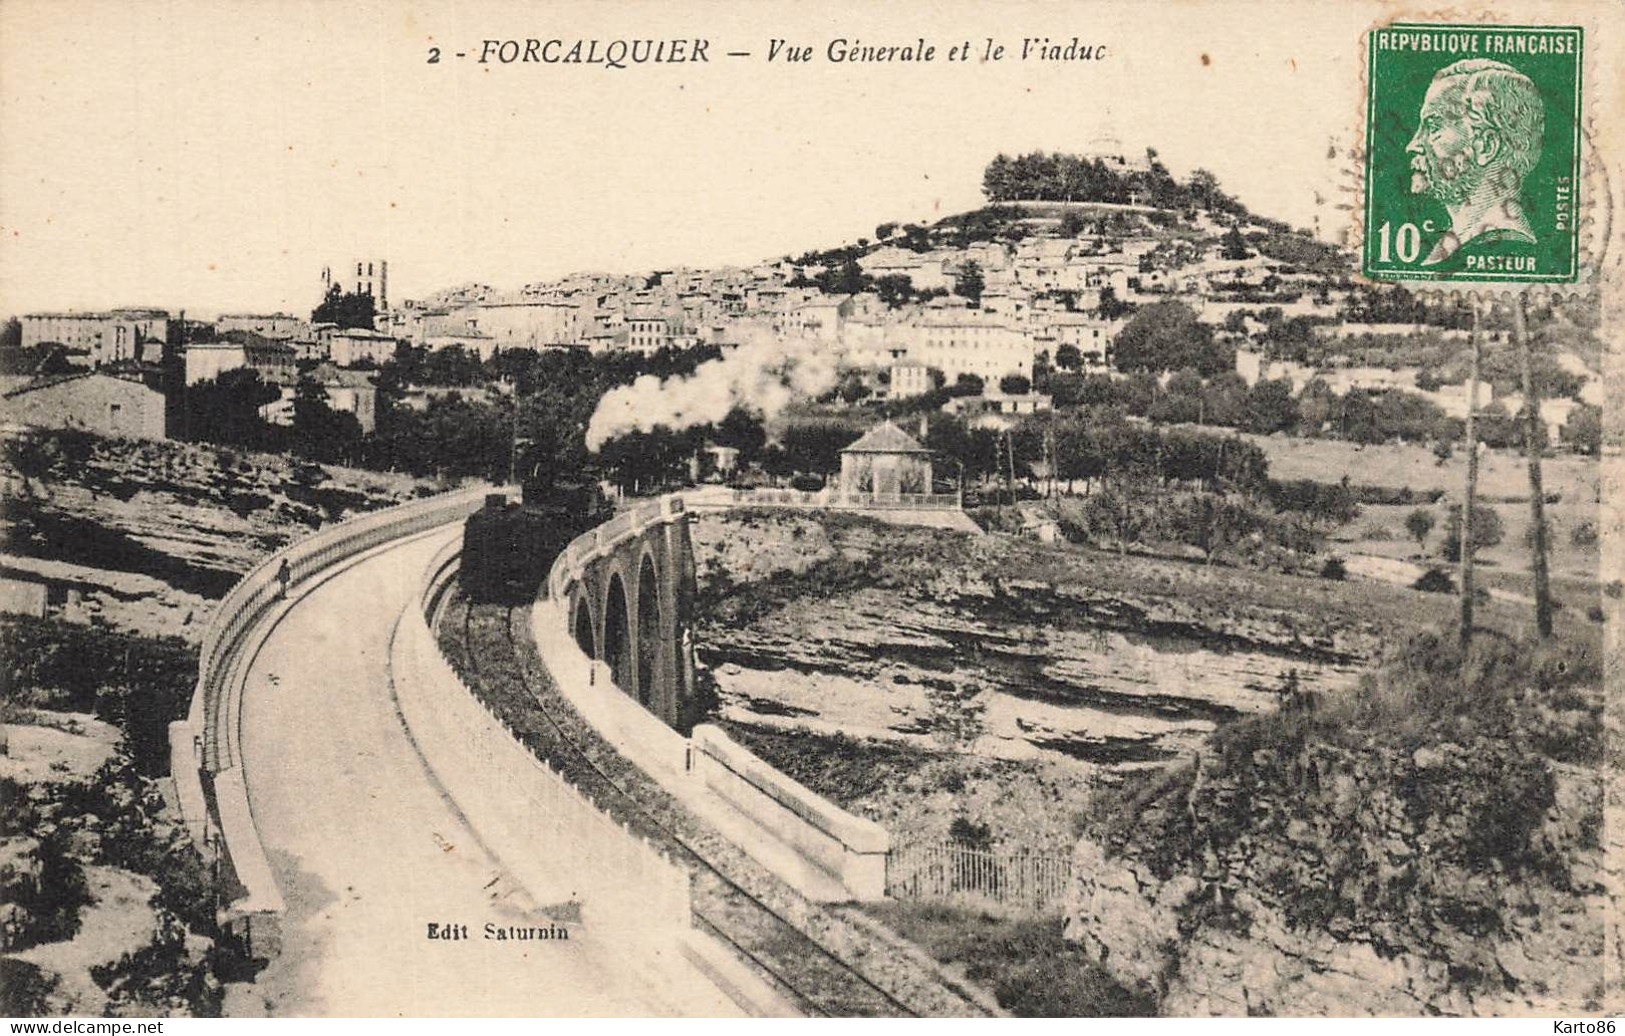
[1240,431,1604,603]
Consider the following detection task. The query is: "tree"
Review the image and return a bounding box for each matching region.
[311,284,377,329]
[1199,373,1249,428]
[1221,225,1251,261]
[950,372,984,397]
[1561,403,1602,455]
[1053,343,1083,372]
[874,274,917,309]
[833,370,870,404]
[1405,508,1436,551]
[183,369,282,450]
[290,378,363,464]
[1442,503,1504,561]
[955,261,985,303]
[1188,168,1222,211]
[1149,371,1203,425]
[1175,493,1259,564]
[377,393,509,481]
[818,258,872,296]
[714,406,766,465]
[1247,378,1299,434]
[780,421,856,475]
[1096,285,1133,321]
[875,222,898,241]
[982,154,1016,202]
[1111,301,1216,374]
[760,443,794,483]
[998,373,1031,396]
[513,389,591,489]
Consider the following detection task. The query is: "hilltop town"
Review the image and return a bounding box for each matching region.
[2,147,1608,474]
[0,147,1611,1019]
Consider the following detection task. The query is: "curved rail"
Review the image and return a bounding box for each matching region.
[514,491,999,1016]
[457,601,917,1017]
[169,483,495,951]
[399,536,691,939]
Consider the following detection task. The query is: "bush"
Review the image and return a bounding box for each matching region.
[91,914,222,1016]
[1087,621,1602,990]
[1319,556,1347,580]
[0,617,197,775]
[1414,567,1456,594]
[1571,520,1599,547]
[948,816,993,850]
[968,506,1028,535]
[0,958,56,1016]
[1351,484,1445,506]
[864,902,1156,1017]
[1405,507,1436,549]
[0,779,91,951]
[1264,478,1359,525]
[1441,505,1504,561]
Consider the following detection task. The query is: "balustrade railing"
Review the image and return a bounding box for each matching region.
[886,842,1073,916]
[193,485,494,772]
[172,482,493,952]
[399,539,690,937]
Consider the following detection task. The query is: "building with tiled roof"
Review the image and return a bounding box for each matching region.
[839,420,933,498]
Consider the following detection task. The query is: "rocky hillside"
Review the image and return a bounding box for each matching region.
[2,617,219,1016]
[1069,624,1610,1015]
[694,509,1473,766]
[0,431,442,1015]
[1,430,439,640]
[686,509,1530,855]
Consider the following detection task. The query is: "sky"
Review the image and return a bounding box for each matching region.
[0,0,1586,318]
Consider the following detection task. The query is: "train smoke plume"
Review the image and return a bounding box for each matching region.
[585,328,840,451]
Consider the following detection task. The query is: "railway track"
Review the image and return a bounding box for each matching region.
[450,597,932,1018]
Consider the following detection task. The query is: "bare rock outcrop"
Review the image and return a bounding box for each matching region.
[1066,741,1607,1016]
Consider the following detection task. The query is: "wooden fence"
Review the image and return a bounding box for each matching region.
[886,842,1074,916]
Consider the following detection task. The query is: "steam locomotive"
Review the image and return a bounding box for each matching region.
[461,469,610,603]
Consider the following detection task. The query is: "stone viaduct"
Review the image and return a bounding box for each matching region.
[549,495,699,729]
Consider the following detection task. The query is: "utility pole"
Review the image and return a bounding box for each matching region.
[1459,298,1482,648]
[176,310,188,441]
[1004,428,1017,508]
[1514,297,1554,637]
[1043,417,1056,499]
[506,382,523,491]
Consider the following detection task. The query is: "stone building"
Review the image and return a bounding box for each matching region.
[183,339,296,386]
[328,328,399,367]
[256,364,379,434]
[215,313,308,339]
[20,309,169,367]
[839,421,933,498]
[2,371,167,440]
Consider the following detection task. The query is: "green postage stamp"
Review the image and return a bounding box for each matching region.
[1363,23,1583,284]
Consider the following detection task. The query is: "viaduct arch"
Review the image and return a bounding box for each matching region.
[551,497,697,729]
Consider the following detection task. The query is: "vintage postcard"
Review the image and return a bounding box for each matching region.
[0,0,1619,1023]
